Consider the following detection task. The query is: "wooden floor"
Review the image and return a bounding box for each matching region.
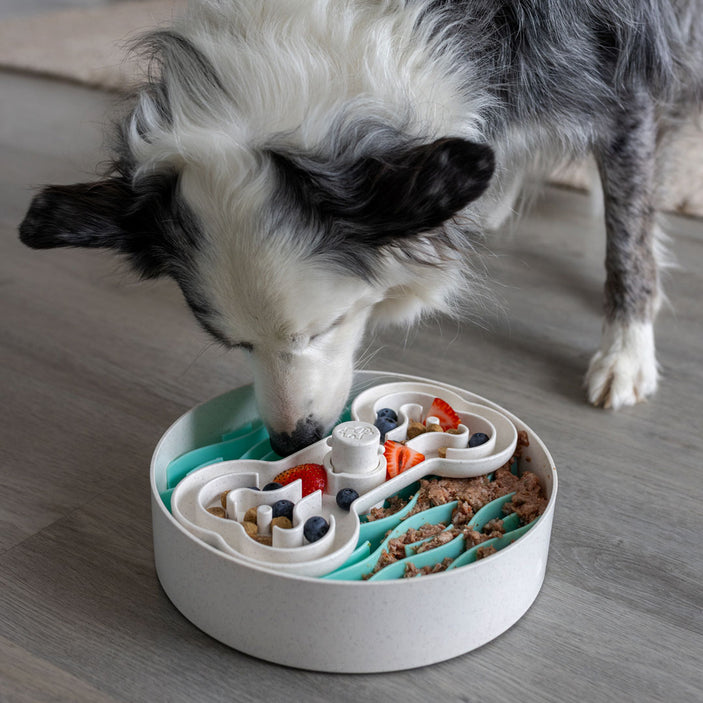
[1,70,702,703]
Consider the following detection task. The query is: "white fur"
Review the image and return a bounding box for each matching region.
[586,320,659,408]
[130,0,490,173]
[123,0,673,441]
[586,221,674,409]
[124,0,501,436]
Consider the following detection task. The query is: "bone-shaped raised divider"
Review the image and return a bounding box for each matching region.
[170,381,522,577]
[351,381,517,474]
[169,443,358,575]
[350,383,469,426]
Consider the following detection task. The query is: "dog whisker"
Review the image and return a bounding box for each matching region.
[177,341,220,379]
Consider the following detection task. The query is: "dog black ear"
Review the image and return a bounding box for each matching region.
[272,137,494,246]
[346,137,495,243]
[19,176,173,278]
[20,178,136,250]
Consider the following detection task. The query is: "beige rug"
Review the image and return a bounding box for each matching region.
[1,0,701,218]
[0,1,185,91]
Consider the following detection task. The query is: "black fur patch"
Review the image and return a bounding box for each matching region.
[131,29,229,125]
[19,172,198,280]
[269,137,494,275]
[424,0,699,132]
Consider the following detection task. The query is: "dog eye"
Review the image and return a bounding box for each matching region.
[194,315,253,352]
[309,314,346,343]
[190,312,251,351]
[230,341,254,352]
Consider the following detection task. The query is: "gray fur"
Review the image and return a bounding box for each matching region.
[18,0,703,441]
[596,90,659,323]
[431,0,703,327]
[112,2,703,314]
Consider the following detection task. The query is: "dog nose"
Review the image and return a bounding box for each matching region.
[268,417,326,457]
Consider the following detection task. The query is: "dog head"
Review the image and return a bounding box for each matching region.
[18,12,495,455]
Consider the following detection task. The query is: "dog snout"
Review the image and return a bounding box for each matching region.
[268,417,326,457]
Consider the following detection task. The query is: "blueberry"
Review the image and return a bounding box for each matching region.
[376,408,398,422]
[263,481,283,491]
[272,499,294,520]
[336,487,359,511]
[374,416,397,441]
[469,432,489,448]
[303,516,329,542]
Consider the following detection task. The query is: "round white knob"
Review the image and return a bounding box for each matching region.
[257,504,272,535]
[329,421,381,474]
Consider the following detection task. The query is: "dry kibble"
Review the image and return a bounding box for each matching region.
[207,506,226,518]
[243,520,258,537]
[255,535,273,546]
[447,428,463,435]
[220,490,230,510]
[437,447,447,459]
[427,423,443,433]
[406,421,426,439]
[243,507,258,523]
[271,516,293,530]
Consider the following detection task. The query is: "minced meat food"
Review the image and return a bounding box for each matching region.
[361,431,547,577]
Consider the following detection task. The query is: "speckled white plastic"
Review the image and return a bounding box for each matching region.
[327,421,383,473]
[168,382,518,576]
[151,370,558,672]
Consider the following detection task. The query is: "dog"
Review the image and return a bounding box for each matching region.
[18,0,703,456]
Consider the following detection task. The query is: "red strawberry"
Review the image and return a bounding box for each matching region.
[427,397,461,431]
[273,463,327,496]
[384,441,425,479]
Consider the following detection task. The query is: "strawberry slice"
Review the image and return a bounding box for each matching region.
[427,397,461,431]
[384,441,425,479]
[273,463,327,496]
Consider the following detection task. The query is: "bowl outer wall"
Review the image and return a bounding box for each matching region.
[150,370,558,673]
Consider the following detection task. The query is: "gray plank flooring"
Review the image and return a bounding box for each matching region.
[1,70,702,703]
[0,1,118,21]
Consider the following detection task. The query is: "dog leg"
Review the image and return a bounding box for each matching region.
[586,92,662,409]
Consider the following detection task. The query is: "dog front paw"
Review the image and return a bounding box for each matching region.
[586,321,659,409]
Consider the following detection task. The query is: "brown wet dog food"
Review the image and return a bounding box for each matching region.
[361,432,547,576]
[413,529,460,554]
[403,557,454,578]
[365,494,409,521]
[476,544,497,560]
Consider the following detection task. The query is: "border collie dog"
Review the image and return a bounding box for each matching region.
[19,0,703,455]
